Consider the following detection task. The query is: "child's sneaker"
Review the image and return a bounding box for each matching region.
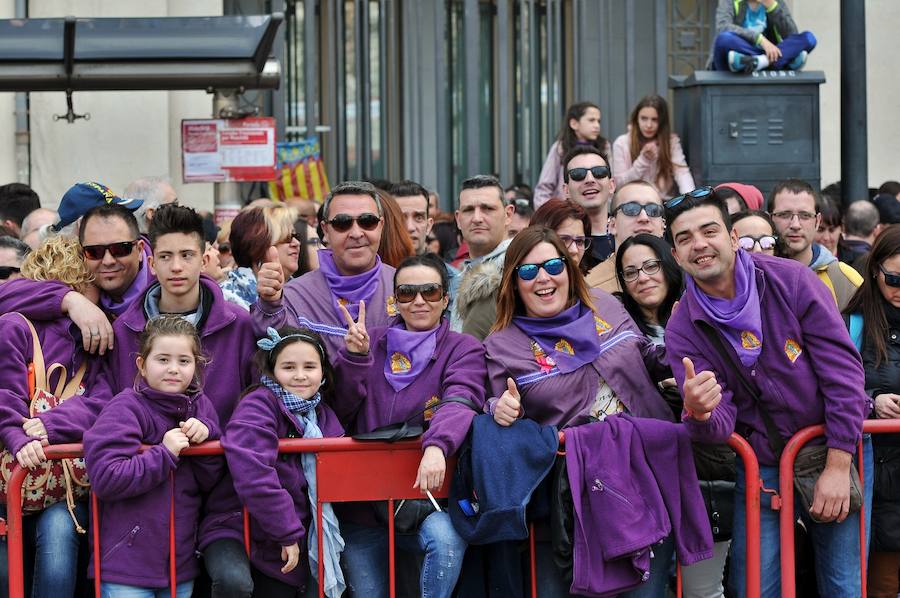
[728,50,757,73]
[787,50,808,70]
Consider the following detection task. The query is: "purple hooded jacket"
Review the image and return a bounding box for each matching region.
[36,275,256,446]
[0,312,109,458]
[83,386,221,587]
[222,386,344,588]
[665,253,868,466]
[251,266,397,362]
[565,415,713,597]
[483,289,673,427]
[332,319,487,457]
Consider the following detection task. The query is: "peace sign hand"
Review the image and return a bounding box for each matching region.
[339,300,369,355]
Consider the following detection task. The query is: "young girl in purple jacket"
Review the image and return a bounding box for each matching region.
[84,316,220,598]
[223,327,344,598]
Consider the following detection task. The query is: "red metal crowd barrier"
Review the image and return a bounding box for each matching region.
[778,419,900,598]
[4,432,762,598]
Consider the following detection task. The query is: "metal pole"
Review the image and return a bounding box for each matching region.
[463,0,481,176]
[213,89,243,223]
[14,0,29,184]
[841,0,867,206]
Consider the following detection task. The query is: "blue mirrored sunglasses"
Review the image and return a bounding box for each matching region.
[664,186,715,210]
[515,257,567,281]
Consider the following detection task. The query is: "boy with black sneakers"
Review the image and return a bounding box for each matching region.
[709,0,817,73]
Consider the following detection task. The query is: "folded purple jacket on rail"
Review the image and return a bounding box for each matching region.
[565,415,713,597]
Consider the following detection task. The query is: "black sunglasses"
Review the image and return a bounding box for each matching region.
[613,201,665,218]
[664,186,714,210]
[395,283,445,303]
[82,240,138,261]
[277,232,303,245]
[218,243,231,254]
[0,266,20,280]
[326,213,382,233]
[881,265,900,288]
[567,165,611,182]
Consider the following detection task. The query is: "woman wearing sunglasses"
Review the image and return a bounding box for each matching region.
[530,198,593,273]
[612,95,694,200]
[483,225,675,597]
[332,253,485,598]
[844,225,900,597]
[731,210,780,257]
[225,205,301,310]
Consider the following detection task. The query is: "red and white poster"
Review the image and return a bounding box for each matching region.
[182,117,277,183]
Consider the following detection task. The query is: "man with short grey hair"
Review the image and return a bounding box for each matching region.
[841,200,880,271]
[124,176,178,233]
[19,208,58,249]
[252,180,395,360]
[0,235,29,284]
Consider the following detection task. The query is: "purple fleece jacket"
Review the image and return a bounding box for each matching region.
[35,275,257,446]
[332,319,487,457]
[0,312,110,457]
[483,289,673,427]
[222,386,344,588]
[665,253,868,466]
[251,266,398,362]
[565,415,713,597]
[83,386,221,587]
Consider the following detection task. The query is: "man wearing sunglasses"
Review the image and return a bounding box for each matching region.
[0,235,29,284]
[451,175,514,340]
[253,181,398,360]
[769,179,862,312]
[561,146,616,268]
[585,180,666,293]
[664,188,870,597]
[0,191,150,355]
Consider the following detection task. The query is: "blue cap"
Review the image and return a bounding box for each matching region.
[53,182,144,232]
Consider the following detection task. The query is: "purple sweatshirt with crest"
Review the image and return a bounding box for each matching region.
[83,386,221,588]
[665,253,867,465]
[332,319,487,456]
[222,386,344,588]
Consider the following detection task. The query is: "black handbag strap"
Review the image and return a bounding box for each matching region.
[400,396,482,425]
[697,321,786,459]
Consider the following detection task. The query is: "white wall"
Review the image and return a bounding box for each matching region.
[1,0,221,211]
[793,0,899,190]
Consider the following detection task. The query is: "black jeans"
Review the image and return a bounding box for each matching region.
[202,537,317,598]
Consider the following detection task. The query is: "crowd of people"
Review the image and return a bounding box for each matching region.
[0,2,896,597]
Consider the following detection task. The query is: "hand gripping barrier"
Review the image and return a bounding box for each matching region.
[4,433,762,598]
[777,420,898,598]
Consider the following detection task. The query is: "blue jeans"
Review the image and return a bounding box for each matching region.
[341,511,466,598]
[533,536,675,597]
[712,31,817,70]
[0,500,88,598]
[100,581,193,598]
[729,435,874,598]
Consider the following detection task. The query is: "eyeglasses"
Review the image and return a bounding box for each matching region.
[738,235,778,251]
[395,283,445,303]
[515,257,567,281]
[664,186,714,210]
[880,265,900,288]
[325,213,382,232]
[558,235,592,250]
[0,266,20,280]
[277,232,303,245]
[621,259,662,283]
[567,165,611,182]
[82,240,138,260]
[772,211,817,223]
[218,243,231,254]
[613,201,665,219]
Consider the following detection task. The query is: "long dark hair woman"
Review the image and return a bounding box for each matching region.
[845,224,900,598]
[615,234,683,343]
[612,95,694,199]
[534,102,610,208]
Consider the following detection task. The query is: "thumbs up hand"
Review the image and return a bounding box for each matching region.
[257,246,285,303]
[681,357,722,422]
[494,377,523,427]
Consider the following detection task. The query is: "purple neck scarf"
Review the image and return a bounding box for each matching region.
[687,249,763,367]
[101,251,152,317]
[317,250,383,321]
[383,322,439,392]
[513,301,602,373]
